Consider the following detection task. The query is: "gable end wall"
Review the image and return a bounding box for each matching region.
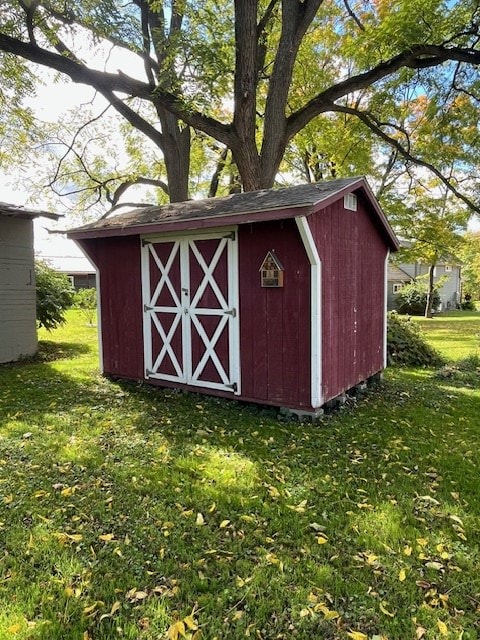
[309,192,388,402]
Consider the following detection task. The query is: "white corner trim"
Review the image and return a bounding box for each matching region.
[295,216,322,408]
[72,240,104,373]
[384,249,390,369]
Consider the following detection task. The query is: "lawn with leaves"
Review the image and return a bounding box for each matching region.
[415,311,480,361]
[0,311,479,640]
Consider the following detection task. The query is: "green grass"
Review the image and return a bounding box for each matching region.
[414,310,480,361]
[0,310,479,639]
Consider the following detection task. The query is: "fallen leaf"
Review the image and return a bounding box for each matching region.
[195,513,205,526]
[379,601,395,617]
[437,619,448,636]
[399,568,406,582]
[99,533,115,541]
[347,631,368,640]
[219,520,230,529]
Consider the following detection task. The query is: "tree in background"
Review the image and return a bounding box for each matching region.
[35,260,74,331]
[73,288,97,326]
[458,231,480,302]
[389,179,468,317]
[0,0,480,216]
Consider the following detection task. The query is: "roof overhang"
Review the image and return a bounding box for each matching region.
[67,177,399,252]
[68,204,313,241]
[0,202,61,220]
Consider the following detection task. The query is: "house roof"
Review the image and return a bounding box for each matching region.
[0,202,60,220]
[388,264,412,282]
[68,177,399,250]
[36,254,95,274]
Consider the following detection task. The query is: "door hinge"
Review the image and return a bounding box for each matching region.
[224,308,236,317]
[227,382,238,392]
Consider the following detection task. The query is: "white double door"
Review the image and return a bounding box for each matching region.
[141,229,240,393]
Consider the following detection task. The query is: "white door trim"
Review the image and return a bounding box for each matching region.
[295,216,323,408]
[141,227,240,394]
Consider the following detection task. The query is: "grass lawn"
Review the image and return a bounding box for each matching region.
[414,311,480,361]
[0,310,479,640]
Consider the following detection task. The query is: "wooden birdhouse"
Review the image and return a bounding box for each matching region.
[260,251,284,287]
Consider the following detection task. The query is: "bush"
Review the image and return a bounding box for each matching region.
[35,260,75,331]
[395,280,440,315]
[387,312,443,367]
[74,288,97,325]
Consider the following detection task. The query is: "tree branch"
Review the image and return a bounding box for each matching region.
[0,32,233,144]
[331,103,480,213]
[286,43,480,139]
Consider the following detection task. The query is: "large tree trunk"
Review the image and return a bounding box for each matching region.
[424,263,436,318]
[157,108,191,202]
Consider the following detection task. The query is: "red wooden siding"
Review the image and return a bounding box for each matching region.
[80,236,144,380]
[309,192,387,403]
[238,220,311,408]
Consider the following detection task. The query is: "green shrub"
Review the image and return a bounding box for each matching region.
[395,280,440,315]
[35,260,75,331]
[74,288,97,325]
[387,312,443,367]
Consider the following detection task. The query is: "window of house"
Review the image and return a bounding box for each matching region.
[444,265,452,272]
[393,283,403,294]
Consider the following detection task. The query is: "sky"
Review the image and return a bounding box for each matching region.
[0,40,145,263]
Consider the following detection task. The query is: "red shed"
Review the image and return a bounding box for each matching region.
[68,177,398,416]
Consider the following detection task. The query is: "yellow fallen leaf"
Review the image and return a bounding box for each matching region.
[437,620,448,636]
[7,624,21,634]
[219,520,230,529]
[184,612,198,630]
[195,513,205,526]
[316,534,328,544]
[347,631,368,640]
[3,495,13,504]
[403,545,413,556]
[167,620,186,640]
[99,533,115,541]
[416,538,428,547]
[83,601,104,615]
[379,601,395,617]
[399,568,406,582]
[110,601,121,615]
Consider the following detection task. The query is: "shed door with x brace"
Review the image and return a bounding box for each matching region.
[141,228,240,394]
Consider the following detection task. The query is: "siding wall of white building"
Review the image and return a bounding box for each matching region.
[0,216,38,362]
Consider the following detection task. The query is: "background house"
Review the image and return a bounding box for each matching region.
[0,203,59,363]
[36,254,96,290]
[398,259,462,311]
[386,264,412,311]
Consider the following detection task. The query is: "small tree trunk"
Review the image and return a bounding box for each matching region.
[424,264,436,318]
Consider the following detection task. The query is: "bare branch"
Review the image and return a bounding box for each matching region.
[287,43,480,139]
[331,103,480,213]
[342,0,365,31]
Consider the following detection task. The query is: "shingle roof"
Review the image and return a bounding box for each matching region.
[68,177,399,250]
[0,202,60,220]
[388,264,412,281]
